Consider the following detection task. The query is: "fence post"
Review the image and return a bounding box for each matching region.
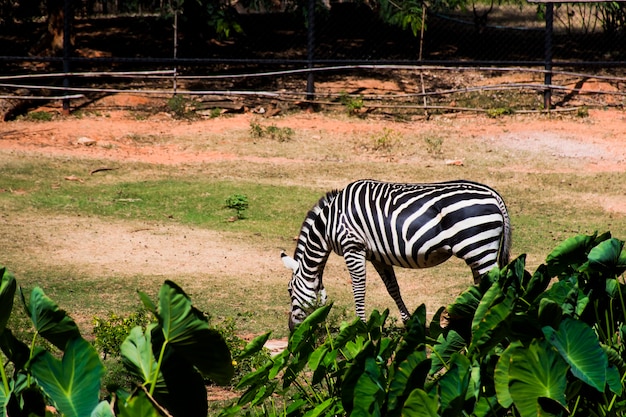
[543,2,553,111]
[62,0,73,114]
[306,0,315,101]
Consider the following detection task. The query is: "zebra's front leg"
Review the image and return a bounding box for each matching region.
[344,251,368,322]
[371,260,411,323]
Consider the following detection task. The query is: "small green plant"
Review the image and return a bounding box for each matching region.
[577,105,590,117]
[339,92,364,115]
[249,120,294,142]
[167,95,198,119]
[249,121,265,138]
[92,309,152,358]
[423,135,444,157]
[371,127,400,151]
[210,108,223,118]
[22,111,54,122]
[225,194,249,219]
[487,107,515,118]
[265,124,294,142]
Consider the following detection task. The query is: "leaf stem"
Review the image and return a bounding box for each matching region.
[150,339,168,396]
[0,360,9,397]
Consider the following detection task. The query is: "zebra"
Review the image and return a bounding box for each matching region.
[282,179,511,331]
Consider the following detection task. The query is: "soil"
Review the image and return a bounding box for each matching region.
[1,95,626,295]
[1,93,625,401]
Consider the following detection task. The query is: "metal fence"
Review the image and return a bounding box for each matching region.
[1,0,625,116]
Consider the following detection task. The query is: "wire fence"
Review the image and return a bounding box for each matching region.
[1,1,625,117]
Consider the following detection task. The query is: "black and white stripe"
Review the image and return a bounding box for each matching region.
[283,179,512,330]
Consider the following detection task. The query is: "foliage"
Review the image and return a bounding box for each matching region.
[211,316,272,385]
[167,95,199,119]
[226,194,250,219]
[19,111,54,122]
[92,310,153,358]
[339,92,364,115]
[486,106,515,118]
[0,272,234,417]
[2,228,626,416]
[423,135,444,157]
[378,0,425,36]
[222,231,626,416]
[249,121,295,142]
[370,127,401,152]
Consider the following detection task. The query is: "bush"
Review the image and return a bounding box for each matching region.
[2,231,626,417]
[222,231,626,417]
[92,309,152,358]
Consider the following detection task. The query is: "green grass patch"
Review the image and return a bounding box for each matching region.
[0,159,322,240]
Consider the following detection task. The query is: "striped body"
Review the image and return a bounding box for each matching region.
[284,179,512,330]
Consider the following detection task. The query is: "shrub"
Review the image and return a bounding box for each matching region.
[92,309,152,358]
[223,231,626,417]
[249,120,294,142]
[0,274,233,417]
[225,194,249,219]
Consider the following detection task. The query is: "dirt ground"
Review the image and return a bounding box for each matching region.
[1,93,626,399]
[1,95,626,372]
[1,95,626,284]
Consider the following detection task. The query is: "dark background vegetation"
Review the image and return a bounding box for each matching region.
[0,0,625,117]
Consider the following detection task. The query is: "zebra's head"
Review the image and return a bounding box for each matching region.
[282,252,327,331]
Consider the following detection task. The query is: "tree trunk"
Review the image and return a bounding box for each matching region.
[30,0,74,55]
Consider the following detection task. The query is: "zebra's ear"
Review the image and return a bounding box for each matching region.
[281,252,298,271]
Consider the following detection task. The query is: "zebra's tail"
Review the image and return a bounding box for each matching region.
[498,203,512,269]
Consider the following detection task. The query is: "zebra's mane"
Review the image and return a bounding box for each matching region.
[293,189,339,259]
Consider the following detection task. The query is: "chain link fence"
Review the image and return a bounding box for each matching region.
[1,0,625,117]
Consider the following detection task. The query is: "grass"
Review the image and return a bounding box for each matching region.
[1,111,626,417]
[1,114,626,344]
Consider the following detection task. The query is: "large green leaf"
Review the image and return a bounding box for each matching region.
[545,232,609,278]
[91,401,115,417]
[238,332,271,360]
[0,380,8,417]
[341,340,376,413]
[351,357,385,417]
[493,340,516,408]
[117,388,162,417]
[429,329,466,375]
[471,280,504,331]
[158,280,205,344]
[469,288,515,356]
[388,350,430,414]
[495,339,568,417]
[523,264,552,304]
[236,360,272,390]
[0,328,30,371]
[539,279,588,318]
[334,318,366,350]
[288,303,332,352]
[395,304,427,365]
[446,285,483,318]
[23,286,81,350]
[436,353,472,417]
[543,318,607,392]
[156,280,233,385]
[303,397,335,417]
[586,238,626,276]
[120,325,164,391]
[401,389,439,416]
[30,337,104,417]
[150,330,210,417]
[0,267,16,335]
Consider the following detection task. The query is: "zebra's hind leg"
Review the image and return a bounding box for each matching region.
[371,260,411,323]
